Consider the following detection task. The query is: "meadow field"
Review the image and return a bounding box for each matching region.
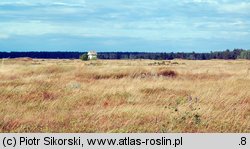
[0,58,249,133]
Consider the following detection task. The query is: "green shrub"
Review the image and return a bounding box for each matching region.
[80,54,88,61]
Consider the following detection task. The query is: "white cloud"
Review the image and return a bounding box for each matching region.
[1,18,249,42]
[0,0,86,7]
[0,34,9,39]
[183,0,219,5]
[0,0,34,6]
[0,21,135,39]
[183,0,250,14]
[0,0,249,42]
[0,21,58,37]
[218,2,250,13]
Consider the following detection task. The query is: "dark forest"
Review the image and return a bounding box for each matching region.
[0,49,249,60]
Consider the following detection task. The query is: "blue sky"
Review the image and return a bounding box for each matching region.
[0,0,250,52]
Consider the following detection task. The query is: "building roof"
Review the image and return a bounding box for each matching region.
[88,51,97,55]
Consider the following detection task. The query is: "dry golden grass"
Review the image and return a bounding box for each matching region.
[0,58,249,132]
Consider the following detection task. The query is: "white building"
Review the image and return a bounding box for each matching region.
[87,51,97,60]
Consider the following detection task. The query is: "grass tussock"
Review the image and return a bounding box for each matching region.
[157,69,178,77]
[76,68,178,80]
[184,73,232,80]
[0,59,249,133]
[76,69,154,80]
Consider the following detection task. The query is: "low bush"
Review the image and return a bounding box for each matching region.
[80,54,88,61]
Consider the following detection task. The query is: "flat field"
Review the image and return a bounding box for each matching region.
[0,58,249,132]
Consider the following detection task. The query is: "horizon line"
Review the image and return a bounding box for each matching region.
[0,48,249,53]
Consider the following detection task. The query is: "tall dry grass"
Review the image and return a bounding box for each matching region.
[0,58,249,132]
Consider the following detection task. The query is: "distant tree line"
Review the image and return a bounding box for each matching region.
[0,49,250,60]
[238,50,250,59]
[0,52,82,59]
[97,49,249,60]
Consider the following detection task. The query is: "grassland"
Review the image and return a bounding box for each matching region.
[0,58,249,132]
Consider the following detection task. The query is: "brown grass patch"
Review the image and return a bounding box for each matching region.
[1,119,21,132]
[157,69,178,77]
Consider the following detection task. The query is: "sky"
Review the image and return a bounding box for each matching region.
[0,0,250,52]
